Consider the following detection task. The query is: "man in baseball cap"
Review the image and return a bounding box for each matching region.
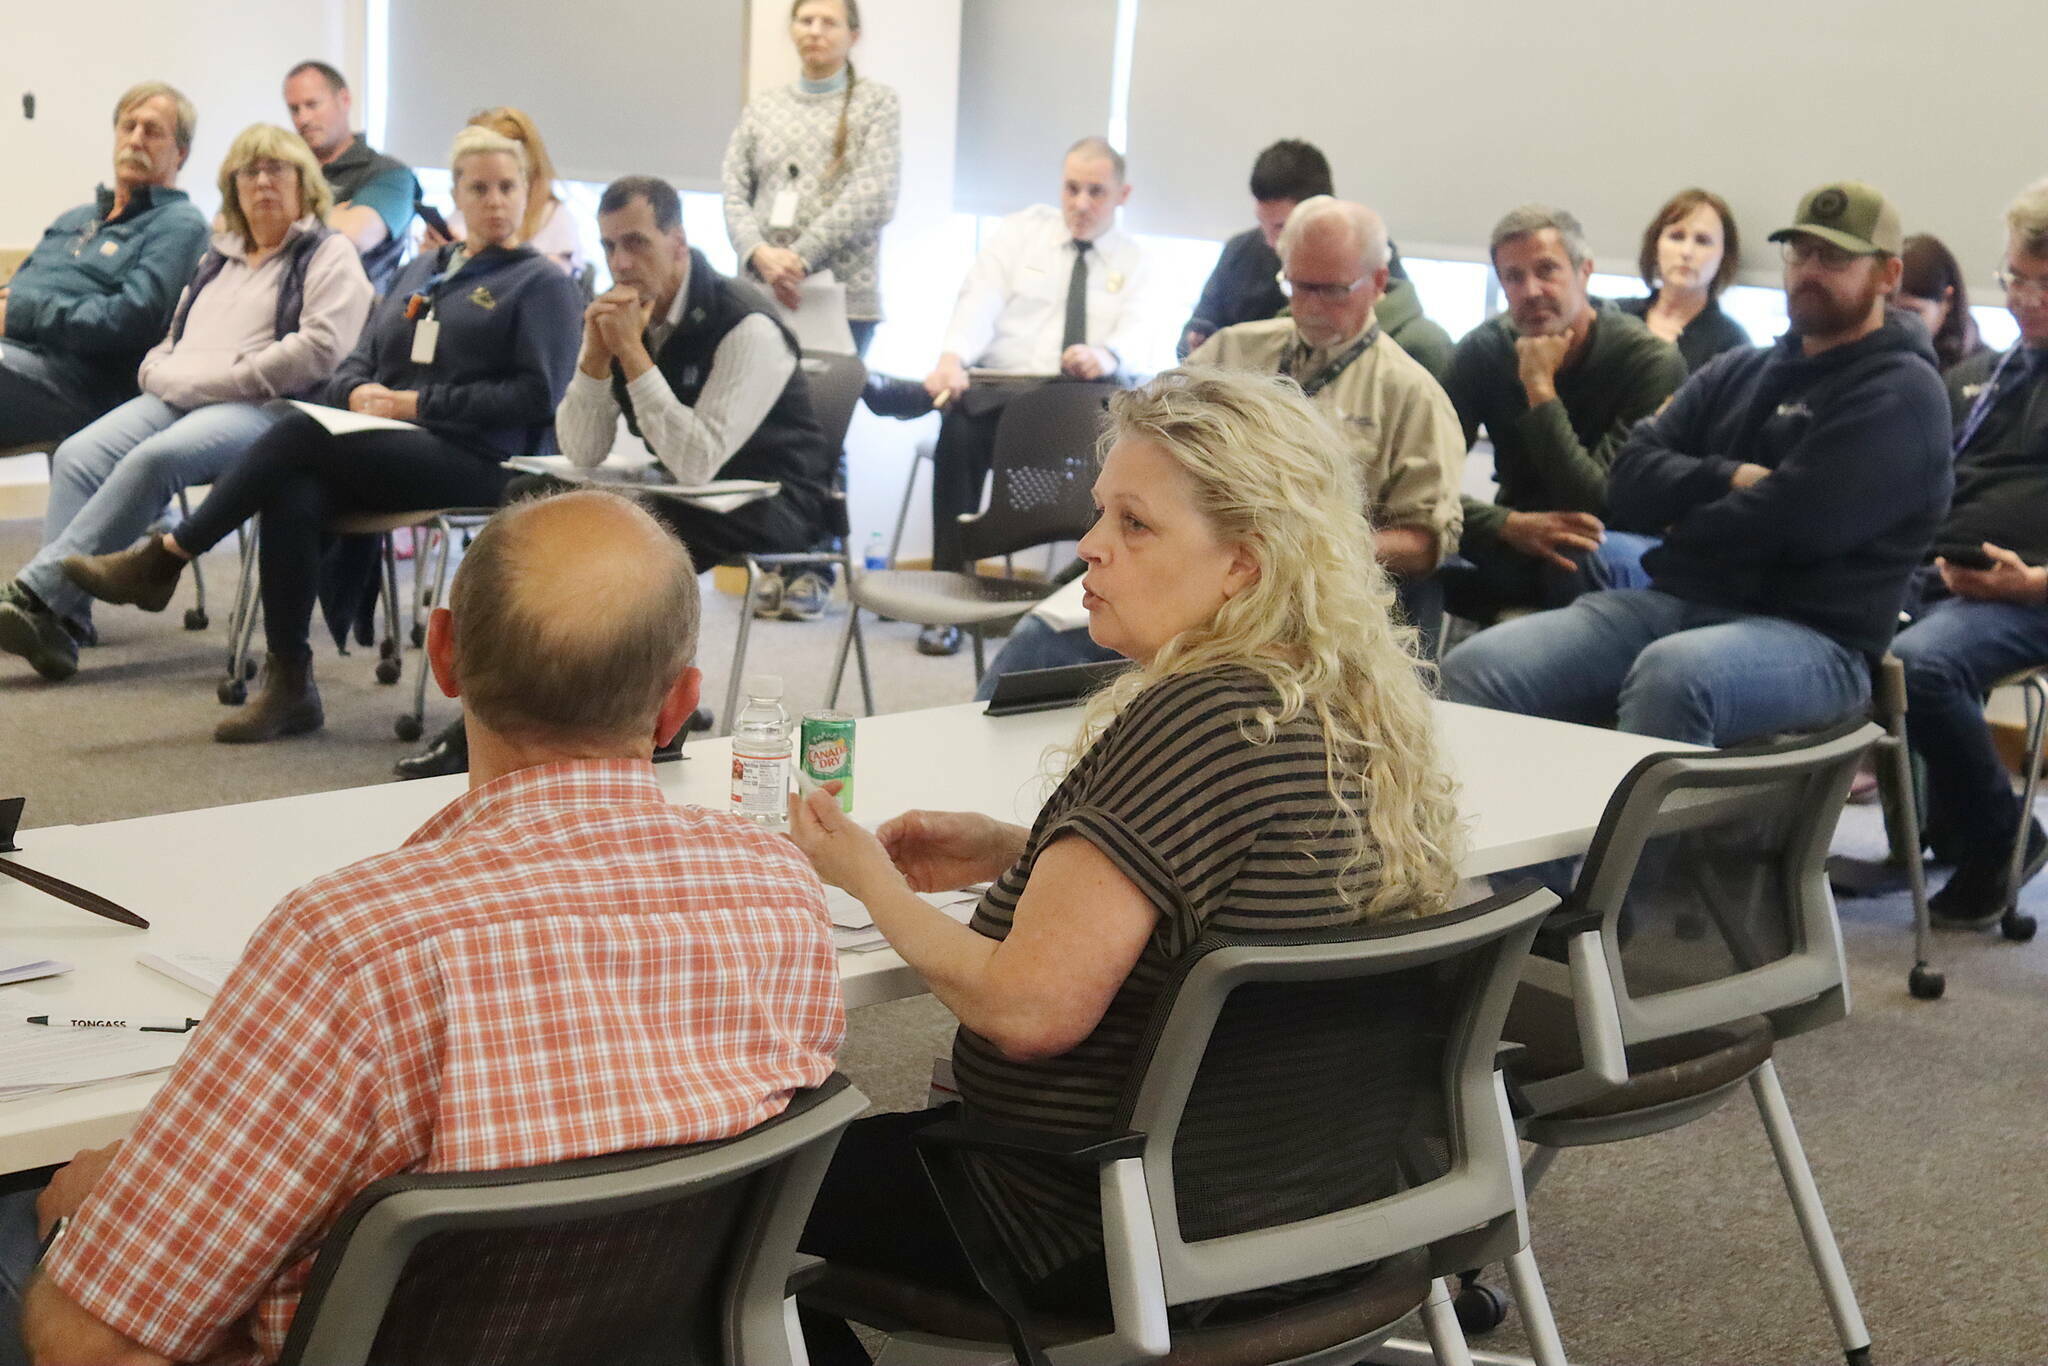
[1443,178,1952,750]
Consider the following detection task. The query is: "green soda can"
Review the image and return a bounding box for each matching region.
[801,711,856,811]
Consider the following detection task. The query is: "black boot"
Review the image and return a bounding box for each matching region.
[215,653,323,743]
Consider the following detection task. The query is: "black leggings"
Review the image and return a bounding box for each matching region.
[796,1109,1109,1366]
[176,410,513,660]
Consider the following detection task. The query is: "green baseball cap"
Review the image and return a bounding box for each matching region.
[1768,181,1903,256]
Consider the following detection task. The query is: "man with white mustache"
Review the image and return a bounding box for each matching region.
[1441,204,1686,624]
[0,82,208,449]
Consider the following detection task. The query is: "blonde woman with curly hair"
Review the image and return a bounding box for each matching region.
[786,365,1462,1362]
[1,123,371,682]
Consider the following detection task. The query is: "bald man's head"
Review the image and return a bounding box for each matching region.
[449,490,699,746]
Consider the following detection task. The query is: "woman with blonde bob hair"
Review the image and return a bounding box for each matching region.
[0,122,371,681]
[785,366,1462,1363]
[65,121,582,738]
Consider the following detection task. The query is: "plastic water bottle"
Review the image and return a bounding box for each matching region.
[730,675,792,830]
[863,532,888,571]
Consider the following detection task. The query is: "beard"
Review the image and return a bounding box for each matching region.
[1787,273,1887,338]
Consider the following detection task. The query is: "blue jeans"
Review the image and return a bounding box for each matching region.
[1892,591,2048,865]
[1440,589,1870,746]
[16,396,278,624]
[0,340,101,449]
[972,618,1121,702]
[0,1188,42,1366]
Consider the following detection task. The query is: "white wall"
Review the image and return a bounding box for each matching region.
[0,0,362,245]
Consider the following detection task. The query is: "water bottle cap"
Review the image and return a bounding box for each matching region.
[744,674,784,699]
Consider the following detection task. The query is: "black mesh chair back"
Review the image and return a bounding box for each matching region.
[1113,884,1555,1312]
[276,1076,866,1366]
[1511,720,1878,1122]
[801,351,868,461]
[957,380,1118,564]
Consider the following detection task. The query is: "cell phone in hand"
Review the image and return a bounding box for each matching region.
[415,203,452,239]
[1936,545,1997,571]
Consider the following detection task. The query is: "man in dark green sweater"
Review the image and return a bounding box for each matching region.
[1442,205,1687,622]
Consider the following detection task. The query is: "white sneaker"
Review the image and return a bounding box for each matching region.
[780,570,831,622]
[750,571,785,618]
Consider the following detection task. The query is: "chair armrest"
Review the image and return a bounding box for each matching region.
[786,1253,827,1298]
[1531,901,1603,959]
[1493,1043,1535,1120]
[916,1118,1148,1168]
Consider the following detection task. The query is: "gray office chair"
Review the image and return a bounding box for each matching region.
[827,380,1115,704]
[801,883,1570,1366]
[1463,719,1879,1366]
[276,1074,867,1366]
[219,507,493,740]
[723,350,874,730]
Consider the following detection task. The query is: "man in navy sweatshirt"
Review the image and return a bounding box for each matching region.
[1441,181,1952,747]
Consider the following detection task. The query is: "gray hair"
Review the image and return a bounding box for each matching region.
[2007,179,2048,257]
[1065,135,1126,185]
[1490,203,1590,269]
[1276,196,1390,275]
[451,490,700,747]
[114,81,197,155]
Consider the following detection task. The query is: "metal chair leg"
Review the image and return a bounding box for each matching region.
[887,443,931,567]
[1998,676,2047,941]
[1748,1060,1871,1365]
[723,559,762,738]
[1503,1247,1567,1366]
[970,625,986,683]
[175,489,208,630]
[850,609,875,716]
[1418,1278,1477,1366]
[1883,724,1941,999]
[402,520,454,741]
[220,518,262,704]
[826,586,859,713]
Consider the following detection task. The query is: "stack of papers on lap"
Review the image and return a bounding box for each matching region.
[825,885,985,953]
[503,457,778,513]
[0,1019,189,1101]
[284,400,419,436]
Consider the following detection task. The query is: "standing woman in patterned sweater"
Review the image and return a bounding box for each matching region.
[723,0,901,355]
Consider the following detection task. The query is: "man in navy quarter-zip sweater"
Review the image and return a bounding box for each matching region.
[1442,181,1952,748]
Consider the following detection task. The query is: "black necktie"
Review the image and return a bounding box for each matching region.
[1062,240,1091,352]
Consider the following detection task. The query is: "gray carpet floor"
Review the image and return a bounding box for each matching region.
[4,514,2046,1364]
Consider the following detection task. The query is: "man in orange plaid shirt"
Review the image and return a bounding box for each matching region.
[3,489,845,1365]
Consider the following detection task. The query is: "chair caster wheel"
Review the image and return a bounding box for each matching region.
[378,636,399,659]
[218,678,247,706]
[394,715,423,742]
[1908,964,1945,1000]
[411,622,426,647]
[1453,1281,1507,1335]
[244,657,259,680]
[2002,911,2037,943]
[183,607,208,631]
[374,658,402,685]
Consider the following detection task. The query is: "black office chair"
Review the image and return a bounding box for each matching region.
[1460,720,1880,1366]
[801,884,1571,1366]
[276,1075,867,1366]
[827,380,1114,704]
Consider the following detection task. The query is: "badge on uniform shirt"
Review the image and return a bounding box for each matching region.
[99,240,120,257]
[468,285,497,310]
[410,318,440,365]
[769,188,800,231]
[1105,272,1125,294]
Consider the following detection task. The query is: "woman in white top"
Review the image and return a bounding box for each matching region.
[0,123,372,682]
[723,0,901,354]
[430,106,587,278]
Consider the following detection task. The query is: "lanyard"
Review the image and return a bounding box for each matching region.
[403,248,472,321]
[1284,323,1379,398]
[1954,344,2026,455]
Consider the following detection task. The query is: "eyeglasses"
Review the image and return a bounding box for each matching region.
[1275,269,1372,304]
[234,160,294,184]
[1779,238,1863,271]
[1995,267,2048,300]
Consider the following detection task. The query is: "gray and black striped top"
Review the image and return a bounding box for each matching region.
[953,666,1379,1282]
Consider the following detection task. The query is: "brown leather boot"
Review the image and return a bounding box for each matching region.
[214,653,323,743]
[61,536,187,612]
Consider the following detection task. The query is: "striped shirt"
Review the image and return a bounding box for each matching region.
[952,667,1375,1281]
[45,760,844,1364]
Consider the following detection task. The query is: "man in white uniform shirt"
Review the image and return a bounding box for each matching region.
[913,136,1169,655]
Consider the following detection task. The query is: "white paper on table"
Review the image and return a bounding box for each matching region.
[823,884,986,934]
[770,270,858,356]
[0,1019,190,1098]
[0,959,72,987]
[137,949,238,998]
[285,400,419,437]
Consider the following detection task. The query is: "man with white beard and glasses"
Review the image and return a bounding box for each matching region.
[1441,181,1953,748]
